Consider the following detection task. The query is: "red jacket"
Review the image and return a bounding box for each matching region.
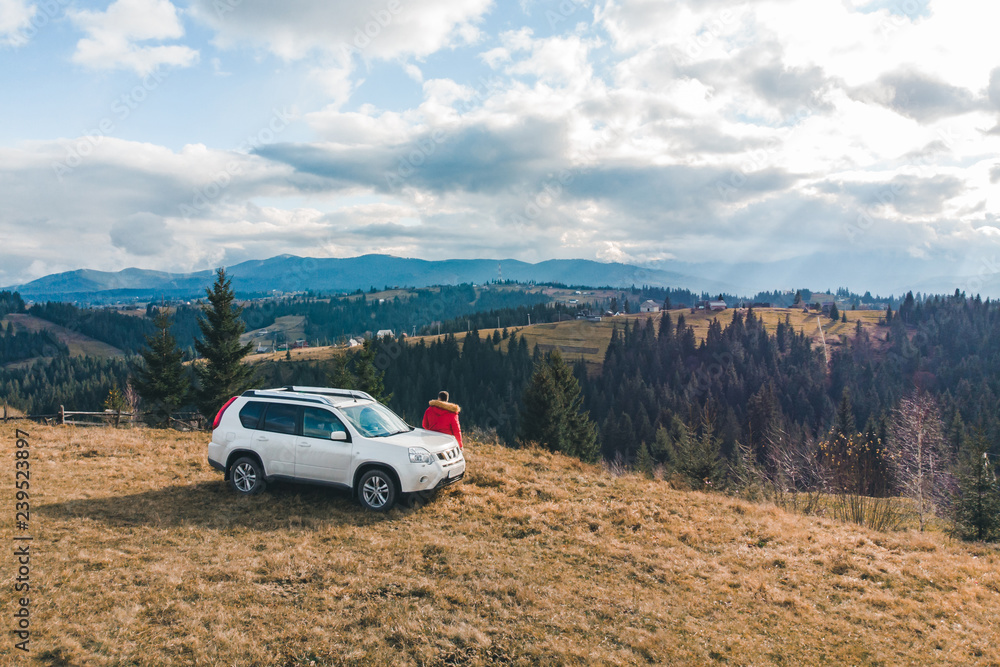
[422,400,462,448]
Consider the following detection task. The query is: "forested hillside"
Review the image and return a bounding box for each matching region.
[0,321,68,364]
[0,355,129,414]
[28,302,156,354]
[604,292,1000,464]
[241,284,555,341]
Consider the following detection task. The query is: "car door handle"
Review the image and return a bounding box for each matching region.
[298,442,311,447]
[258,436,269,442]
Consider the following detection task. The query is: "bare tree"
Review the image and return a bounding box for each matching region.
[733,429,827,515]
[889,393,953,530]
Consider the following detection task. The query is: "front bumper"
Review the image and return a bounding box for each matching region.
[435,471,464,488]
[401,448,465,492]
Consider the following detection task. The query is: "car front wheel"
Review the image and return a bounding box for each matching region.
[358,469,397,511]
[230,456,266,495]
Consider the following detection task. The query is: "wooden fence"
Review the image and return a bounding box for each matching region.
[2,403,206,430]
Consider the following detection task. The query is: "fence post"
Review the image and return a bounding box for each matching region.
[114,409,120,429]
[3,403,6,423]
[59,405,65,425]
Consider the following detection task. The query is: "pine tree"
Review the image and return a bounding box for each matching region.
[518,350,599,462]
[354,339,391,403]
[834,387,856,440]
[675,420,723,489]
[327,355,356,389]
[829,303,839,321]
[131,310,189,427]
[194,268,257,421]
[952,429,1000,541]
[518,360,565,449]
[636,441,654,478]
[547,350,600,462]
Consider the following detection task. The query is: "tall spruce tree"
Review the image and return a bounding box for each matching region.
[132,310,189,427]
[355,339,391,403]
[519,350,599,462]
[952,429,1000,541]
[518,361,565,450]
[194,268,257,421]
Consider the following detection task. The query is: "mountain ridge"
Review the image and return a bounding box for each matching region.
[5,254,735,302]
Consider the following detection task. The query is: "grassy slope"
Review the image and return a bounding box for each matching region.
[3,424,998,666]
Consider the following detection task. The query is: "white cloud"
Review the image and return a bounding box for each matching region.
[0,0,35,46]
[6,0,1000,294]
[189,0,492,61]
[69,0,198,75]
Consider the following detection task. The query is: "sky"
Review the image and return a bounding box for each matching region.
[2,0,1000,295]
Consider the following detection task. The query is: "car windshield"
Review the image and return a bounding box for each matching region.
[339,402,411,438]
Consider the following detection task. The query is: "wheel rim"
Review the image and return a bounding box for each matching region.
[362,475,390,508]
[233,462,257,492]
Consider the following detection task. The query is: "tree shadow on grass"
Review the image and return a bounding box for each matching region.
[36,480,420,531]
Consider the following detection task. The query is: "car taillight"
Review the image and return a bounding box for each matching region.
[212,396,238,430]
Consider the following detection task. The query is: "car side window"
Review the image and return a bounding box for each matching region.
[302,407,349,440]
[261,403,299,435]
[238,401,266,429]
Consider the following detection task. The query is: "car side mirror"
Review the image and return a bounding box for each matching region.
[330,431,348,441]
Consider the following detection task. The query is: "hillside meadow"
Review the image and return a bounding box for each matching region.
[1,423,998,666]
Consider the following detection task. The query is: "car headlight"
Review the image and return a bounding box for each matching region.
[409,447,433,464]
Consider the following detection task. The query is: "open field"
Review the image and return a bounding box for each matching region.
[337,288,419,302]
[3,423,998,666]
[1,313,125,359]
[241,315,308,347]
[246,343,348,365]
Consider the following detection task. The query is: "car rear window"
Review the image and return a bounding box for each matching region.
[238,401,266,429]
[261,403,299,435]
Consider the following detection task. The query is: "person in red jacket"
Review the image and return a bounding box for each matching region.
[421,390,463,449]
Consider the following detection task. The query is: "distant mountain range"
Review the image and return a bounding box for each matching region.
[4,255,736,303]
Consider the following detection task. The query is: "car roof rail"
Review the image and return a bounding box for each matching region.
[240,389,331,406]
[275,386,375,402]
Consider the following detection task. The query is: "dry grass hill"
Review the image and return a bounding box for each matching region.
[2,423,998,666]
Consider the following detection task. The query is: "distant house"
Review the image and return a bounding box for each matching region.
[376,329,394,339]
[347,338,362,348]
[639,300,660,313]
[292,339,308,349]
[255,344,272,354]
[704,300,727,311]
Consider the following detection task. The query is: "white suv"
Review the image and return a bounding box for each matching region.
[207,386,465,511]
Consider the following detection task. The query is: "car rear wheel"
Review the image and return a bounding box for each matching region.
[358,469,397,511]
[230,456,266,495]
